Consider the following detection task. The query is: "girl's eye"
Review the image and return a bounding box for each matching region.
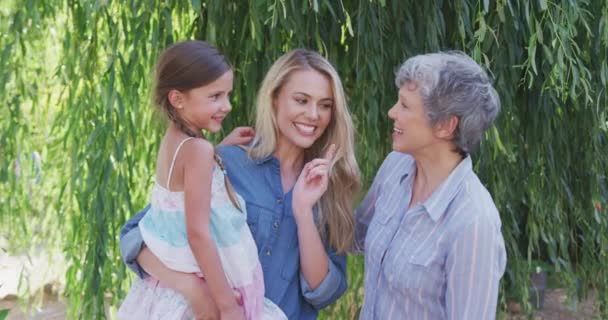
[401,103,408,109]
[211,93,221,100]
[295,98,307,105]
[320,103,333,110]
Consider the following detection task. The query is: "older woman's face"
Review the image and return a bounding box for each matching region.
[388,82,438,154]
[274,69,333,150]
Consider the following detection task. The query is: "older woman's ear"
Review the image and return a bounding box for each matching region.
[435,115,459,139]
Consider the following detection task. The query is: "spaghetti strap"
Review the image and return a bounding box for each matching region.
[166,137,195,189]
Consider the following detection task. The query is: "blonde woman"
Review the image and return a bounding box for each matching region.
[120,48,361,320]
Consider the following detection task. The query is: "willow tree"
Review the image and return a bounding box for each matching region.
[1,0,606,318]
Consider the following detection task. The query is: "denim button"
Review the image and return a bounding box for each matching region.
[273,222,279,229]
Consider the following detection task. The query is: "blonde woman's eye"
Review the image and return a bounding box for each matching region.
[321,104,333,109]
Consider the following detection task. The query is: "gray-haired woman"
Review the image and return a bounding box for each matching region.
[354,52,507,319]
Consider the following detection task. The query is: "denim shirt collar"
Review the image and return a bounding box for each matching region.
[253,155,276,166]
[235,143,277,166]
[252,153,278,166]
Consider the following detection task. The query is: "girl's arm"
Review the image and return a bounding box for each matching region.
[184,139,243,319]
[120,211,222,319]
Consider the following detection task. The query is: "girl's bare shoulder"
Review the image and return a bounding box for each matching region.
[181,138,215,166]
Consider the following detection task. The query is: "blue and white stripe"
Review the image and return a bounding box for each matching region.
[354,152,506,320]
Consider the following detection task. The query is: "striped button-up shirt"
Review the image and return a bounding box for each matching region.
[354,152,506,320]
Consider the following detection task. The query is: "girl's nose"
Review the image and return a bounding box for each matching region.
[223,99,232,112]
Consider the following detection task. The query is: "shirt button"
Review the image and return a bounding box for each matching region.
[272,222,279,229]
[276,198,283,204]
[266,249,272,256]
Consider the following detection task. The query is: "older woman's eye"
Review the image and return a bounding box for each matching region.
[295,97,307,104]
[401,103,408,109]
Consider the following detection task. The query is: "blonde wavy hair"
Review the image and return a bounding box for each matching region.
[249,49,361,254]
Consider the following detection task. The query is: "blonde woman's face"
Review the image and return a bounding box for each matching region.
[274,69,333,150]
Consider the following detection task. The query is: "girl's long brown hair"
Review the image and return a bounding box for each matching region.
[154,40,241,212]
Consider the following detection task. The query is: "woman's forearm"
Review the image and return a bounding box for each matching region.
[294,206,330,289]
[137,247,220,319]
[137,247,198,295]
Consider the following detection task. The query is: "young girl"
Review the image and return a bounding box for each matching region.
[117,41,286,320]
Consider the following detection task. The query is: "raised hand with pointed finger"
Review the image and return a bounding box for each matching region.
[292,144,337,214]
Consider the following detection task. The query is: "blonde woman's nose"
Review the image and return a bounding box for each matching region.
[306,105,320,120]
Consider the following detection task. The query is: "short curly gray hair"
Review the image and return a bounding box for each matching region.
[395,51,501,154]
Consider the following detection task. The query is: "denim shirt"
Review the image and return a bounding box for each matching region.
[120,145,347,320]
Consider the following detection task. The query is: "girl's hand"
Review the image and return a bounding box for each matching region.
[292,144,337,212]
[179,275,219,320]
[219,305,245,320]
[179,278,243,320]
[219,127,255,146]
[137,248,224,320]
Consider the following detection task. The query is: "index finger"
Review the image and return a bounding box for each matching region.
[323,144,337,161]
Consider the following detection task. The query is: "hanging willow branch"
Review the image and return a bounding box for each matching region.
[0,0,606,318]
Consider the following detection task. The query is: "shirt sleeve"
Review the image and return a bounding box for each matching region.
[119,205,150,279]
[352,152,403,253]
[299,246,348,310]
[445,216,507,320]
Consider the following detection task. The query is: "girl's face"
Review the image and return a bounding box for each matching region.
[387,82,438,154]
[274,69,333,150]
[179,70,234,133]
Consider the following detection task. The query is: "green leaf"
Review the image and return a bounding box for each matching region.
[190,0,201,11]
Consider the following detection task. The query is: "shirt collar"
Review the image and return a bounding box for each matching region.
[402,155,473,222]
[252,153,277,165]
[237,142,277,166]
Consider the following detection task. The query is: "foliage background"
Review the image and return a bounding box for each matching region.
[1,0,607,318]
